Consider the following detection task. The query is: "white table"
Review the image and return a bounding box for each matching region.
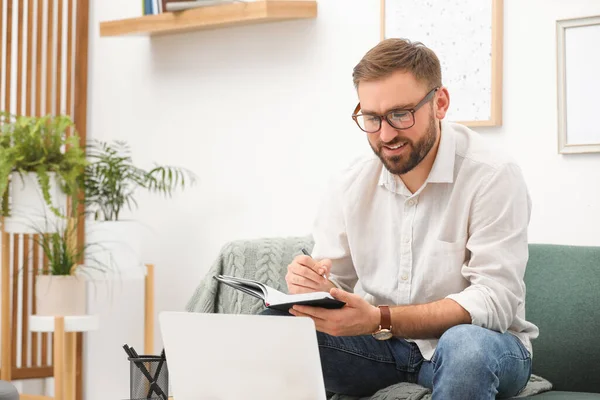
[29,315,99,400]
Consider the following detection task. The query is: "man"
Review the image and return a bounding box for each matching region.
[268,38,539,399]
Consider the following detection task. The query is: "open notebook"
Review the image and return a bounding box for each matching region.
[214,275,345,311]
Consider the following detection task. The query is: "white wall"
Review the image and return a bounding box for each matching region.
[84,0,600,397]
[479,0,600,246]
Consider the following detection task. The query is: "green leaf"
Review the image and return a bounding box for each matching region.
[84,140,197,221]
[0,112,88,217]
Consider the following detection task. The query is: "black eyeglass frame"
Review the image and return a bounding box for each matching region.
[351,87,440,133]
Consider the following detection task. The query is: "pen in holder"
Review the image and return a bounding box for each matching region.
[123,344,169,400]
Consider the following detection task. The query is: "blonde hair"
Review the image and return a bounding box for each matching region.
[352,38,442,90]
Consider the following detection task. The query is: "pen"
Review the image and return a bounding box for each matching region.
[301,248,327,280]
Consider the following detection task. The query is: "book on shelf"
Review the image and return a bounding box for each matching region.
[143,0,159,15]
[214,274,346,312]
[142,0,172,15]
[165,0,237,12]
[143,0,236,14]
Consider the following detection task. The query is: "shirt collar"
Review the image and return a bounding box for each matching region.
[427,120,456,184]
[378,165,411,196]
[378,120,456,192]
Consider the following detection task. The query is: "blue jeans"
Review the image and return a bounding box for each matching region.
[260,308,532,399]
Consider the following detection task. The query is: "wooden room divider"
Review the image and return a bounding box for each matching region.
[0,0,90,399]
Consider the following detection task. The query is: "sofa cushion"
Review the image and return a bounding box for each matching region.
[524,244,600,394]
[520,391,600,399]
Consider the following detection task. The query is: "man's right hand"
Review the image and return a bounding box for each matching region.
[286,255,335,294]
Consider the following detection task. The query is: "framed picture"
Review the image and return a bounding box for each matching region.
[381,0,504,127]
[556,15,600,154]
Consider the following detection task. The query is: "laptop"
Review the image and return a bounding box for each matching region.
[159,311,328,400]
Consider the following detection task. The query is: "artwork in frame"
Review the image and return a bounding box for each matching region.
[380,0,504,127]
[556,15,600,154]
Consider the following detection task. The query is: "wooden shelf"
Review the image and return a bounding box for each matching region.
[99,1,317,37]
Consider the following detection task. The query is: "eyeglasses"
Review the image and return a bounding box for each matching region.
[351,87,439,133]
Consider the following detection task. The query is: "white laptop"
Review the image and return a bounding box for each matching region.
[159,311,328,400]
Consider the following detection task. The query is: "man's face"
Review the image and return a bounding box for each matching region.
[357,71,439,176]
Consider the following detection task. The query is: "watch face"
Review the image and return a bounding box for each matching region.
[373,329,393,340]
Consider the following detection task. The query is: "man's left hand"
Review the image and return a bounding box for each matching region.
[289,288,380,336]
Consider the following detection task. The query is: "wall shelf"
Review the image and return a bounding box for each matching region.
[99,0,317,37]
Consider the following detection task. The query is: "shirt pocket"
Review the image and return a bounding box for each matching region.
[424,238,469,298]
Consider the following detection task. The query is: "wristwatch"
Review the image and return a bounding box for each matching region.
[372,305,393,340]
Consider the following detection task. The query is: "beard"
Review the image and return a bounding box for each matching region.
[369,110,438,176]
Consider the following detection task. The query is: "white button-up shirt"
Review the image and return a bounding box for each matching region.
[311,121,540,361]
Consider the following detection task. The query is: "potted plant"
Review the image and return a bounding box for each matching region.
[83,140,196,277]
[0,112,87,233]
[33,215,110,316]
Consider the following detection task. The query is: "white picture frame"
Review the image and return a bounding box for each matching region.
[556,15,600,154]
[381,0,504,127]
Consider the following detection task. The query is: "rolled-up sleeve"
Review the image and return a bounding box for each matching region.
[446,163,531,333]
[310,176,358,293]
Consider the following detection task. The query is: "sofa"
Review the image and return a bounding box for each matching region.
[519,243,600,399]
[186,236,600,399]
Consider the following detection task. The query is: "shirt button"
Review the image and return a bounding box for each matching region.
[406,199,415,206]
[403,236,410,243]
[401,274,409,281]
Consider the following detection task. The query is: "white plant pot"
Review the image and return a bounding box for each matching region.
[4,171,68,234]
[35,275,87,316]
[84,220,144,280]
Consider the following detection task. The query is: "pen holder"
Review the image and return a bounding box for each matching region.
[128,354,169,400]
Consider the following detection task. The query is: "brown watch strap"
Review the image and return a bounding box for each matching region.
[379,305,391,330]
